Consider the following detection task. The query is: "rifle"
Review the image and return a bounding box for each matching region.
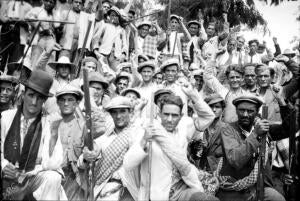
[146,92,155,201]
[287,108,297,201]
[74,19,93,78]
[10,18,75,24]
[82,68,95,201]
[256,105,268,201]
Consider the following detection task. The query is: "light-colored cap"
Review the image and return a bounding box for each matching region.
[187,20,200,27]
[160,58,180,72]
[137,60,156,73]
[137,21,152,29]
[56,84,83,100]
[121,88,141,98]
[88,72,109,89]
[0,74,18,85]
[104,96,132,111]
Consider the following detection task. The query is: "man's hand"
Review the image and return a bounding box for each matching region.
[45,41,62,54]
[254,119,270,136]
[273,37,278,44]
[135,98,148,112]
[180,80,198,100]
[2,163,19,180]
[272,84,286,105]
[282,174,295,185]
[82,146,100,162]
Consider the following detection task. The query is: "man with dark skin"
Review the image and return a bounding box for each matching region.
[217,94,286,201]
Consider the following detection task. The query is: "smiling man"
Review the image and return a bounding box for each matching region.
[0,75,18,114]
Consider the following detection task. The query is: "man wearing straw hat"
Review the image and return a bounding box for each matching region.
[1,70,64,200]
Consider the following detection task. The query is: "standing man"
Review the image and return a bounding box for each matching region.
[216,94,285,201]
[53,84,86,200]
[1,70,64,200]
[123,94,218,201]
[242,63,258,94]
[0,75,18,114]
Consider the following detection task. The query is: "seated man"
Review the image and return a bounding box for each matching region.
[123,95,219,201]
[216,94,286,201]
[1,70,64,200]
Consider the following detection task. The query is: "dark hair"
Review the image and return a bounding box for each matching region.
[242,63,257,73]
[225,64,244,77]
[57,93,81,102]
[248,39,259,47]
[160,95,183,113]
[255,64,275,77]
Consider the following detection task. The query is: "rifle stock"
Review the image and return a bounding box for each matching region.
[256,105,268,201]
[82,68,95,201]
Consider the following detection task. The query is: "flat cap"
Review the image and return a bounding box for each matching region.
[187,20,201,27]
[160,58,180,72]
[121,88,141,99]
[154,88,174,105]
[232,94,264,108]
[0,75,18,85]
[56,84,83,100]
[137,61,156,73]
[104,96,132,111]
[88,72,109,89]
[137,21,151,29]
[204,93,224,106]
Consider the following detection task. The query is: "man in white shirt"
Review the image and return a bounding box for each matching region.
[123,94,218,201]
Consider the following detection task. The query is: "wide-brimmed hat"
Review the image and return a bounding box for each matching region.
[204,93,224,106]
[232,94,264,108]
[137,54,149,62]
[187,20,201,27]
[137,21,152,29]
[0,74,18,85]
[104,96,132,111]
[121,88,141,99]
[160,58,180,72]
[154,89,174,105]
[88,72,109,89]
[48,56,76,74]
[22,70,53,97]
[137,61,156,73]
[282,49,296,57]
[56,84,83,101]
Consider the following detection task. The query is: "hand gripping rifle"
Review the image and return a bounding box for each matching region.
[256,105,268,201]
[82,68,95,201]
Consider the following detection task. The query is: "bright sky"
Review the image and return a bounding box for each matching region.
[241,0,299,51]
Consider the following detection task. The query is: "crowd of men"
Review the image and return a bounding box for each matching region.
[0,0,299,201]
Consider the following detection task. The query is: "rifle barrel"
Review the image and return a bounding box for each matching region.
[11,18,75,24]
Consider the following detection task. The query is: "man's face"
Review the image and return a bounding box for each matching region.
[256,69,272,88]
[160,104,182,132]
[170,19,179,31]
[138,25,150,38]
[84,61,97,72]
[57,65,71,79]
[236,102,258,129]
[90,82,104,102]
[23,88,46,116]
[164,65,178,83]
[244,66,256,87]
[43,0,55,12]
[206,25,215,37]
[210,102,223,119]
[102,2,110,14]
[141,67,154,82]
[0,82,15,104]
[194,75,203,91]
[188,24,199,36]
[227,40,236,53]
[249,42,258,54]
[153,73,163,84]
[228,70,242,89]
[109,11,119,25]
[109,108,131,129]
[237,38,245,50]
[57,94,78,116]
[125,92,138,103]
[116,78,129,94]
[72,0,82,13]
